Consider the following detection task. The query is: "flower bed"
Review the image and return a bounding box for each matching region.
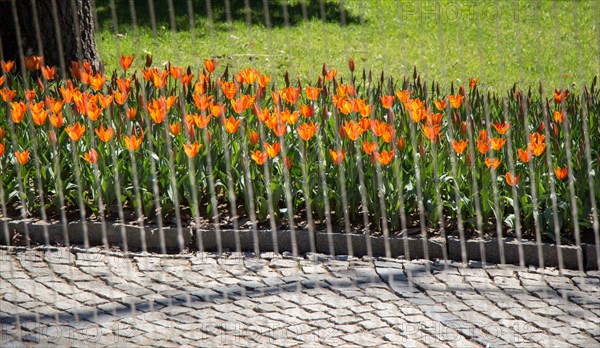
[0,56,598,245]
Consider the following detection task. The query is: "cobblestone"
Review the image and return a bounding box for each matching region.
[1,246,599,347]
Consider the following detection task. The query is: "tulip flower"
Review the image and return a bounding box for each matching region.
[529,132,546,156]
[82,149,99,164]
[15,150,29,165]
[518,148,532,163]
[362,140,377,155]
[554,166,568,180]
[251,150,268,165]
[264,142,281,158]
[485,157,502,170]
[95,125,114,142]
[505,172,519,186]
[452,139,468,155]
[224,116,241,134]
[183,141,202,158]
[65,122,86,142]
[329,149,345,164]
[375,150,394,165]
[124,134,143,151]
[491,137,506,151]
[120,55,134,70]
[492,121,511,134]
[297,122,318,141]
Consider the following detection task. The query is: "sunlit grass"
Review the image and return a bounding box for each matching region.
[96,1,599,92]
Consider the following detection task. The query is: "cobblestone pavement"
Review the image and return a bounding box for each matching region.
[1,246,599,347]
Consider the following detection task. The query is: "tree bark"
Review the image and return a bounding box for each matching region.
[0,0,100,73]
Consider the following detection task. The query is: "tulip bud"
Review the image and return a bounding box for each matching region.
[145,54,152,68]
[49,130,57,145]
[466,153,473,167]
[348,57,355,73]
[396,136,405,150]
[460,121,468,135]
[284,156,292,170]
[322,63,328,77]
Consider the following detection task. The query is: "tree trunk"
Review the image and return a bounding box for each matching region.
[0,0,100,73]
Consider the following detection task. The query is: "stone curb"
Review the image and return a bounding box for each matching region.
[1,219,597,270]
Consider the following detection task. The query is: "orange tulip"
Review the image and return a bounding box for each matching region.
[0,128,4,140]
[491,121,511,134]
[1,60,14,73]
[379,95,395,109]
[24,56,42,71]
[97,94,113,108]
[181,72,194,87]
[24,89,36,101]
[82,148,99,164]
[299,104,314,118]
[375,150,394,165]
[41,66,55,80]
[238,67,259,85]
[95,125,114,142]
[518,148,532,163]
[204,58,217,73]
[0,142,4,157]
[305,86,321,100]
[113,91,128,106]
[324,68,337,81]
[251,150,268,165]
[258,74,271,89]
[433,98,446,111]
[169,122,181,136]
[425,112,443,127]
[89,73,107,91]
[224,116,241,134]
[0,75,4,87]
[409,107,428,123]
[183,141,202,158]
[124,133,143,151]
[477,130,490,154]
[66,122,86,142]
[554,166,568,180]
[396,136,405,150]
[362,140,377,155]
[395,90,411,103]
[249,130,259,145]
[297,121,318,141]
[448,94,464,109]
[10,101,27,124]
[280,86,301,105]
[529,132,546,156]
[30,102,48,126]
[169,65,183,79]
[485,157,502,170]
[220,81,238,100]
[505,172,519,186]
[421,124,441,142]
[342,120,363,141]
[452,139,468,154]
[329,149,345,164]
[469,78,479,89]
[264,142,281,158]
[120,55,134,70]
[194,114,211,129]
[15,150,29,165]
[126,107,137,121]
[116,77,133,93]
[491,137,506,151]
[50,113,64,128]
[553,110,564,124]
[231,98,245,114]
[553,89,569,104]
[1,88,16,102]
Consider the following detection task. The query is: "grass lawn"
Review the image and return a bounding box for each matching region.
[94,0,600,93]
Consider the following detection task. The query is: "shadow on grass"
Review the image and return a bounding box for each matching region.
[95,0,363,32]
